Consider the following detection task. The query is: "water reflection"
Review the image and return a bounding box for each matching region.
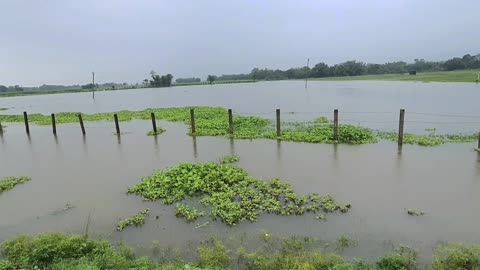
[153,135,159,158]
[82,135,88,156]
[192,136,198,158]
[333,143,338,160]
[276,140,282,162]
[229,138,235,155]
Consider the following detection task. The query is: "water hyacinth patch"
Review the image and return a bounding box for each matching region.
[128,162,350,226]
[0,176,31,194]
[146,128,166,136]
[219,154,240,164]
[116,208,150,231]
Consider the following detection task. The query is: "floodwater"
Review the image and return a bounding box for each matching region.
[1,80,480,262]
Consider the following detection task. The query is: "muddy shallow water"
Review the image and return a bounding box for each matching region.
[1,80,480,262]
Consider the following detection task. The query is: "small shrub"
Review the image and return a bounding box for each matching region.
[431,243,480,270]
[198,238,230,268]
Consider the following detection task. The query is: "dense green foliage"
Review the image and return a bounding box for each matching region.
[0,176,31,194]
[213,53,480,82]
[175,203,205,222]
[2,232,480,270]
[128,162,350,226]
[175,77,201,83]
[116,209,150,232]
[147,71,173,88]
[219,154,240,164]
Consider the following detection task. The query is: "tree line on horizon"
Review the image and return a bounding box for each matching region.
[213,53,480,81]
[2,53,479,93]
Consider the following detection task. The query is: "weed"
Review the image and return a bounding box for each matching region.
[198,238,230,268]
[0,176,31,194]
[128,162,350,226]
[116,208,150,231]
[406,208,425,216]
[314,116,330,124]
[147,128,166,136]
[335,234,357,251]
[175,203,205,222]
[219,154,240,164]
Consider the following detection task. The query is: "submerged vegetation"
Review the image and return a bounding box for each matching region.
[116,208,150,232]
[2,232,480,270]
[0,106,476,146]
[128,162,350,226]
[219,154,240,164]
[0,176,31,194]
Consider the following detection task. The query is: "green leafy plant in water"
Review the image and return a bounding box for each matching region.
[147,128,166,136]
[128,162,350,226]
[0,108,7,111]
[0,176,31,194]
[335,234,357,251]
[406,208,425,216]
[219,154,240,164]
[378,130,477,146]
[314,116,330,124]
[116,208,150,231]
[175,203,205,222]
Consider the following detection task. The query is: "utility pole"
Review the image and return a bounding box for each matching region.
[305,58,310,89]
[92,72,95,99]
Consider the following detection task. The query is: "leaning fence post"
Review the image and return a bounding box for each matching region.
[114,114,120,134]
[150,112,157,134]
[276,109,281,136]
[23,111,30,135]
[228,109,233,135]
[190,109,196,134]
[398,109,405,146]
[51,113,57,135]
[78,114,86,135]
[333,109,339,141]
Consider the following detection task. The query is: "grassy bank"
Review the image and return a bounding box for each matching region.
[0,107,477,146]
[313,69,480,83]
[1,232,480,270]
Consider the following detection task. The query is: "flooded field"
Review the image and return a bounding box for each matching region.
[1,80,480,262]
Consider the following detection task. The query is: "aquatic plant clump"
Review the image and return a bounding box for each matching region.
[128,162,350,226]
[378,131,478,146]
[406,208,425,216]
[146,128,166,136]
[0,107,377,144]
[116,208,150,231]
[219,154,240,164]
[175,203,205,222]
[0,176,31,194]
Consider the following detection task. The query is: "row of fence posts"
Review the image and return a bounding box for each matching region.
[2,109,479,149]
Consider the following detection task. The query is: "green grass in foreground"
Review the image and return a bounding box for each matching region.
[1,232,480,270]
[0,107,476,146]
[313,69,480,83]
[0,176,31,194]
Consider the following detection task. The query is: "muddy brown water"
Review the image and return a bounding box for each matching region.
[1,81,480,262]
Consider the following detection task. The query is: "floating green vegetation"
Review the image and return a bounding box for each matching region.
[0,107,376,144]
[175,203,205,222]
[378,130,477,146]
[406,208,425,216]
[147,128,166,136]
[219,154,240,164]
[116,208,150,232]
[0,108,7,111]
[0,176,31,194]
[476,148,480,152]
[3,232,480,270]
[314,116,330,124]
[128,162,350,226]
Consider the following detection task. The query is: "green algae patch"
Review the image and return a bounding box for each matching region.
[127,162,350,226]
[0,176,31,194]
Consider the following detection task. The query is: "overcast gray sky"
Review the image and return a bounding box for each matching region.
[1,0,479,86]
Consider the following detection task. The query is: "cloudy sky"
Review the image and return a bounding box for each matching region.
[1,0,479,86]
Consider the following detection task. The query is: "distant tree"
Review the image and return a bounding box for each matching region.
[148,71,173,87]
[81,83,96,90]
[143,79,149,87]
[14,85,24,92]
[311,63,330,77]
[443,58,466,71]
[207,75,217,84]
[0,85,7,92]
[176,77,201,83]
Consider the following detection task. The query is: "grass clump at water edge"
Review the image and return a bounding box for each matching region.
[3,232,480,269]
[0,176,31,194]
[128,162,351,226]
[147,128,166,136]
[116,208,150,232]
